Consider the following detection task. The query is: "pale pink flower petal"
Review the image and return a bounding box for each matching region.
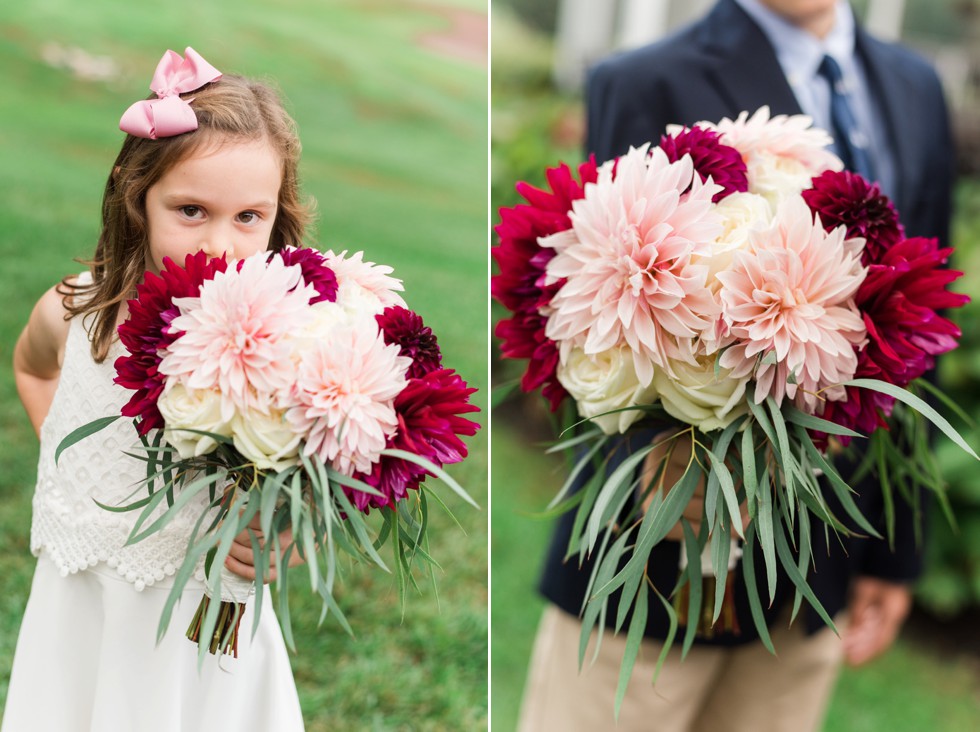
[323,249,407,314]
[716,196,867,412]
[160,254,316,421]
[541,144,724,386]
[287,323,411,475]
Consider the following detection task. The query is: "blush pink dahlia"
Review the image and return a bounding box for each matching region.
[802,170,904,265]
[115,251,228,434]
[275,246,338,304]
[159,254,316,421]
[820,236,968,441]
[377,306,442,378]
[323,250,406,313]
[492,158,599,411]
[288,325,412,476]
[351,368,480,511]
[542,145,723,386]
[705,107,842,176]
[716,197,867,412]
[659,125,748,202]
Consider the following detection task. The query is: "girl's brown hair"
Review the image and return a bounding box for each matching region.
[63,73,314,361]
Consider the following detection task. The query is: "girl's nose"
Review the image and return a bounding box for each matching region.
[200,225,235,259]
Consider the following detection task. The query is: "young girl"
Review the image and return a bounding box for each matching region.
[4,48,309,731]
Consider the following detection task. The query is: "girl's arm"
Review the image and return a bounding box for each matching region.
[13,284,71,437]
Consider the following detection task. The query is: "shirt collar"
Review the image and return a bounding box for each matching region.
[733,0,856,85]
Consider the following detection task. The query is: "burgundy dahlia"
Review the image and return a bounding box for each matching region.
[274,246,338,304]
[114,251,228,434]
[377,305,442,378]
[819,236,968,443]
[491,158,598,411]
[659,125,748,202]
[803,170,904,265]
[351,368,480,511]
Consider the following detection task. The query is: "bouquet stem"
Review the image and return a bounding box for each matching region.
[675,537,742,638]
[186,565,254,656]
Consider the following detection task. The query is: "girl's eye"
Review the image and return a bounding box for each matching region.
[179,206,204,220]
[237,211,259,225]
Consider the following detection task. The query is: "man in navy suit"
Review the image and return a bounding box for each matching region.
[519,1,955,730]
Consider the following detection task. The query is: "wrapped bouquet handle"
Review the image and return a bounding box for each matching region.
[188,565,254,656]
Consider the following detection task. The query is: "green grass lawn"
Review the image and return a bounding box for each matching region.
[0,2,487,729]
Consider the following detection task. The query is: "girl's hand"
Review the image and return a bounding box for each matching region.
[224,513,305,582]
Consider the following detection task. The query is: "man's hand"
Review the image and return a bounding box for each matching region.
[639,428,748,541]
[224,512,305,583]
[843,576,912,666]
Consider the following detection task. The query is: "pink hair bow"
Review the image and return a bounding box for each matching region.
[119,47,222,139]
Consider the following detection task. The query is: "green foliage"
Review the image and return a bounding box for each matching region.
[0,1,487,728]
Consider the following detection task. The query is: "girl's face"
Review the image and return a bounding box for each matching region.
[144,138,283,274]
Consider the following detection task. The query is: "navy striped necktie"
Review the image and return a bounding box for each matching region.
[817,54,875,181]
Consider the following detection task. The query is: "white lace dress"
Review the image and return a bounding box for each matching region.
[2,275,305,732]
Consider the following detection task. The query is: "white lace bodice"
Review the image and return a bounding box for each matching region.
[31,273,210,590]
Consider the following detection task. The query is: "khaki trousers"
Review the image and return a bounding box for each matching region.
[517,604,844,732]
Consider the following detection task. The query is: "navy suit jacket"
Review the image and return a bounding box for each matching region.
[539,0,955,643]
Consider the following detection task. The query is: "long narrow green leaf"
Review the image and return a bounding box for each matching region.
[680,520,703,659]
[614,582,649,720]
[773,515,836,633]
[380,448,479,508]
[783,407,863,437]
[913,376,974,427]
[741,523,775,654]
[592,464,701,601]
[846,378,979,458]
[586,445,654,552]
[547,437,609,510]
[710,532,732,625]
[55,415,121,464]
[741,423,757,516]
[544,427,605,454]
[128,471,224,545]
[766,397,797,525]
[795,425,881,538]
[757,469,777,603]
[708,450,742,540]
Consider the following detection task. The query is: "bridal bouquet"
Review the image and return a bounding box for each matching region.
[59,246,480,659]
[493,107,973,711]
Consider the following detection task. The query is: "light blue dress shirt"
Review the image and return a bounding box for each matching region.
[733,0,897,198]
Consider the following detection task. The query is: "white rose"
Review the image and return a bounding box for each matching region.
[232,406,303,471]
[701,193,773,286]
[157,383,233,459]
[747,152,815,207]
[652,354,749,432]
[557,346,658,435]
[291,300,376,353]
[336,280,385,317]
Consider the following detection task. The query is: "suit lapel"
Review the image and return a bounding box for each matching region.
[855,28,913,214]
[699,0,802,118]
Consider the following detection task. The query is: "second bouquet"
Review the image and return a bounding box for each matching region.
[494,107,975,714]
[59,246,480,659]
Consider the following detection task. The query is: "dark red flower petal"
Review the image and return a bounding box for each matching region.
[491,158,598,411]
[349,368,480,511]
[803,170,904,265]
[377,306,442,378]
[659,125,748,202]
[114,252,227,434]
